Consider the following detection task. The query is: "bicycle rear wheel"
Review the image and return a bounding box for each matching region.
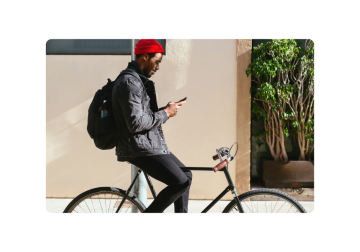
[63,187,146,213]
[223,188,307,213]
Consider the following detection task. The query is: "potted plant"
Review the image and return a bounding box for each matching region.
[246,39,314,188]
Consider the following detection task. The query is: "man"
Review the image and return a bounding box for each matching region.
[112,39,192,213]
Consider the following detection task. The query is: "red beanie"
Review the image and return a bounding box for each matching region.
[134,39,164,55]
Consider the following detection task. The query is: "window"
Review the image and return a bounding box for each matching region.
[46,39,166,55]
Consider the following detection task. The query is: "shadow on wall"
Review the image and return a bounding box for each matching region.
[46,98,91,165]
[46,55,131,198]
[46,98,130,198]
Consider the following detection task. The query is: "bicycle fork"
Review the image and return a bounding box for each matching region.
[201,165,244,213]
[223,166,244,213]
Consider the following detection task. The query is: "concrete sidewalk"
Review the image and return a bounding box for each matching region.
[46,198,314,213]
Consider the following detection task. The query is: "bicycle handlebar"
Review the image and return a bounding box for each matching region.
[212,153,225,161]
[212,143,238,171]
[213,159,229,172]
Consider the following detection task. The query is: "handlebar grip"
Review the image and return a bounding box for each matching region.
[212,153,225,161]
[213,159,229,172]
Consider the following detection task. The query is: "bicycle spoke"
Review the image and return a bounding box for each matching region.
[276,201,287,213]
[292,206,298,213]
[287,205,294,213]
[124,203,131,213]
[104,194,107,213]
[91,197,96,213]
[264,196,267,213]
[249,199,255,213]
[84,200,92,213]
[242,200,254,213]
[272,198,280,213]
[98,195,104,213]
[108,193,114,213]
[78,203,87,213]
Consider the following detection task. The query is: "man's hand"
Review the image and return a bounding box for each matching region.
[164,99,186,118]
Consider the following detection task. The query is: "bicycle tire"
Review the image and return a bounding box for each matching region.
[223,188,307,213]
[63,187,146,213]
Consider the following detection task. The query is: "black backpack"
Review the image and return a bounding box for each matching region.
[87,74,122,150]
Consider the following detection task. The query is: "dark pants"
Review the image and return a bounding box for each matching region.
[129,152,192,213]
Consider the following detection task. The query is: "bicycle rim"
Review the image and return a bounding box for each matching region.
[63,187,146,213]
[223,189,307,213]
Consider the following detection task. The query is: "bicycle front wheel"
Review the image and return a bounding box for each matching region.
[63,187,146,213]
[223,189,307,213]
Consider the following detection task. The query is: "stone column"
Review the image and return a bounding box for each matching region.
[235,39,252,195]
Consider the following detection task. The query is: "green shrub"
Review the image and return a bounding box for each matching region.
[247,39,314,161]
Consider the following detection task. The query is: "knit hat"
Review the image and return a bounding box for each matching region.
[134,39,164,55]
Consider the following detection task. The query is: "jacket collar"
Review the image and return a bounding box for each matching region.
[121,61,156,90]
[128,61,151,81]
[129,60,146,74]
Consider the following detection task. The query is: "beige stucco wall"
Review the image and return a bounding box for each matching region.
[46,39,249,200]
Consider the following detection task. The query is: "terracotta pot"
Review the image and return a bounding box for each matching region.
[262,158,314,188]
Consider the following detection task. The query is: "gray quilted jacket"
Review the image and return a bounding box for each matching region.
[112,61,170,161]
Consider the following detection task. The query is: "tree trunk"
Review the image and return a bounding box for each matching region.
[299,149,306,160]
[298,131,306,160]
[265,112,277,161]
[265,128,277,161]
[275,137,281,161]
[269,144,277,161]
[278,120,288,161]
[297,124,307,161]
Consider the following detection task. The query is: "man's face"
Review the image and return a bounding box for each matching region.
[144,53,163,76]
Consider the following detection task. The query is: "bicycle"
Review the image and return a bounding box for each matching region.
[63,143,307,213]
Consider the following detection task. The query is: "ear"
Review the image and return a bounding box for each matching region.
[143,53,149,61]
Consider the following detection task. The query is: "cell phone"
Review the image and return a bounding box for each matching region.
[178,97,187,102]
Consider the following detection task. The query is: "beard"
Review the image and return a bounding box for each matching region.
[144,67,153,78]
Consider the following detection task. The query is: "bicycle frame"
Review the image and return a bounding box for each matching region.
[116,165,244,213]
